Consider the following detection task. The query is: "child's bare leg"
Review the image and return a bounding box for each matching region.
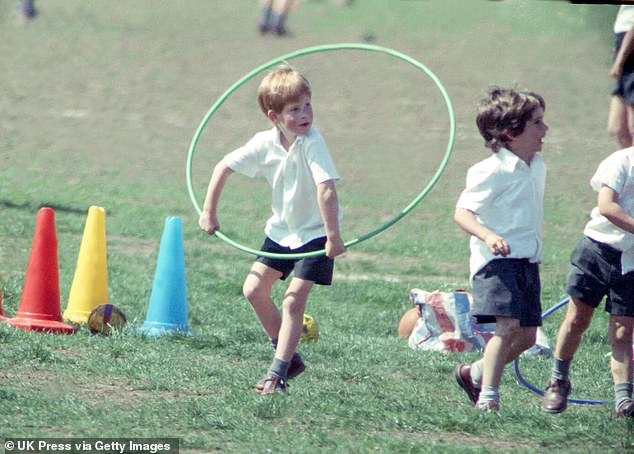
[609,316,634,384]
[480,318,525,386]
[460,326,537,392]
[626,103,634,148]
[542,298,595,413]
[479,318,516,395]
[472,324,536,376]
[553,297,594,361]
[607,96,632,148]
[609,315,634,415]
[275,277,314,362]
[242,262,283,339]
[272,0,295,14]
[475,317,532,410]
[258,278,313,395]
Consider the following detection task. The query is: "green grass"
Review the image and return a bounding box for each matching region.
[0,0,632,453]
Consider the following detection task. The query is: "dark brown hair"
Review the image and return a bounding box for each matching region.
[476,87,545,152]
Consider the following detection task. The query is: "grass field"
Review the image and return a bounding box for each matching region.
[1,1,633,453]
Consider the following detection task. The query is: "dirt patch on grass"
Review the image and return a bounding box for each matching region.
[0,368,184,405]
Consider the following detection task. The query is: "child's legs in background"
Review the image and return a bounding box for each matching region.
[607,96,632,148]
[609,315,634,384]
[275,277,314,362]
[272,0,295,14]
[242,261,284,339]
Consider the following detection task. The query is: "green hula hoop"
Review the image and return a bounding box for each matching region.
[187,43,456,259]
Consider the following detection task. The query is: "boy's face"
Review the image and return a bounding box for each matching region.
[508,107,548,156]
[272,93,313,137]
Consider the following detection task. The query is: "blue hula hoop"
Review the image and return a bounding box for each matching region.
[513,296,608,406]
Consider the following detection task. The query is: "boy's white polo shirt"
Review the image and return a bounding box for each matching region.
[224,126,340,249]
[614,5,634,34]
[456,148,546,281]
[584,147,634,273]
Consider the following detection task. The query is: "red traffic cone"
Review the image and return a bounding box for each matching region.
[0,287,7,322]
[7,208,77,334]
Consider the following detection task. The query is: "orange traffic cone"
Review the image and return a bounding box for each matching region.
[7,207,77,334]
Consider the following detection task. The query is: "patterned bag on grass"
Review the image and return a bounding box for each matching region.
[406,288,552,356]
[407,289,494,353]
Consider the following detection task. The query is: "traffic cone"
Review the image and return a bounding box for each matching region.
[7,207,77,334]
[63,206,109,324]
[138,216,190,337]
[0,287,7,322]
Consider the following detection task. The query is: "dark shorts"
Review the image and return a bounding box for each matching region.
[566,236,634,317]
[471,258,542,327]
[612,32,634,104]
[256,236,334,285]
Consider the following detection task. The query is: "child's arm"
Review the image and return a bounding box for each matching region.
[199,161,234,235]
[597,185,634,235]
[317,180,346,258]
[454,207,510,257]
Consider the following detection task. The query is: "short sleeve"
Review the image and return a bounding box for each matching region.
[304,130,340,184]
[223,133,265,178]
[456,163,498,214]
[590,151,629,195]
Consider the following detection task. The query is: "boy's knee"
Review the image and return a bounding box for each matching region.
[607,122,623,137]
[609,320,634,345]
[606,121,633,147]
[508,326,535,352]
[243,282,265,305]
[566,313,592,334]
[282,295,305,316]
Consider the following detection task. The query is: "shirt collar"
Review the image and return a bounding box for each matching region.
[271,126,283,148]
[270,126,307,150]
[497,147,541,170]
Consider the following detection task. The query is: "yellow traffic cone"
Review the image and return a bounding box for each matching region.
[63,206,109,324]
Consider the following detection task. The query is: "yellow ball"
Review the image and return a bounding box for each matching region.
[301,314,319,342]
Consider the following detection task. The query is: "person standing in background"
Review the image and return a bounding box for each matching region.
[607,5,634,147]
[17,0,37,23]
[257,0,298,36]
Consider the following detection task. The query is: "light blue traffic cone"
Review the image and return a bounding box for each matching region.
[138,216,190,337]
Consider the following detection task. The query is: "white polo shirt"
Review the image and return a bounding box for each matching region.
[584,148,634,273]
[224,126,340,249]
[456,148,546,281]
[614,5,634,34]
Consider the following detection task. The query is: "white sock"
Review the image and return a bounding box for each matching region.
[477,385,499,406]
[470,360,483,388]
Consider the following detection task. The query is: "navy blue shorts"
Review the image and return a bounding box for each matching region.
[612,32,634,105]
[471,258,542,327]
[567,236,634,317]
[256,236,334,285]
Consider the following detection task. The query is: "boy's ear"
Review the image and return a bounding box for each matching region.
[501,130,514,144]
[266,109,278,123]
